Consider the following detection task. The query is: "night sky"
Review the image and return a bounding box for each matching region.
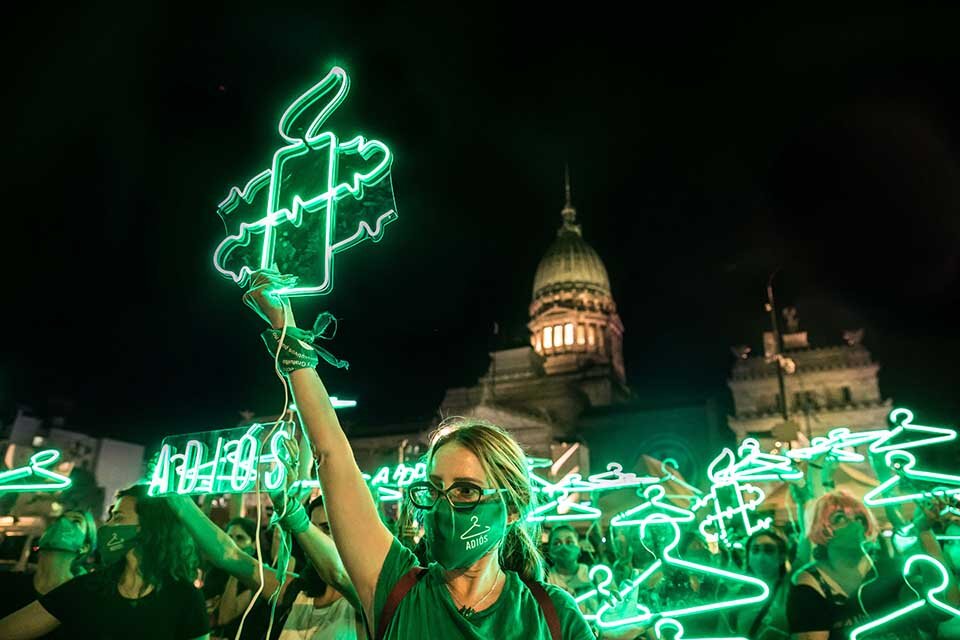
[4,5,960,447]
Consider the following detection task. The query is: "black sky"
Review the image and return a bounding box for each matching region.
[3,5,960,446]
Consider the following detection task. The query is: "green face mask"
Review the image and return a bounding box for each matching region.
[98,524,139,566]
[423,497,507,570]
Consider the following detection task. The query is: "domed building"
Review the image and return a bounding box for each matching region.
[348,172,726,490]
[438,175,630,457]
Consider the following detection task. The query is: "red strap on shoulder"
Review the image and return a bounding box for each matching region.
[522,577,562,640]
[375,566,427,640]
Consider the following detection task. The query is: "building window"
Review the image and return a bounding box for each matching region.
[543,326,552,349]
[842,387,852,403]
[577,324,585,345]
[597,326,605,353]
[564,323,574,346]
[534,333,541,353]
[553,325,563,350]
[587,325,595,347]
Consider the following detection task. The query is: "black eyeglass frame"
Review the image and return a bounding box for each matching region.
[407,480,508,512]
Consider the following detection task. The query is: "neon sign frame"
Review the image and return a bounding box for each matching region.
[213,66,398,298]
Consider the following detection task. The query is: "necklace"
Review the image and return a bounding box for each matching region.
[447,568,502,618]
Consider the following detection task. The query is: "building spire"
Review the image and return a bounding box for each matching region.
[560,164,580,234]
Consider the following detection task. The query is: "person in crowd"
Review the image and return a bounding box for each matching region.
[206,517,257,636]
[786,489,958,639]
[0,509,97,637]
[243,268,594,640]
[726,529,790,640]
[170,431,368,640]
[0,484,210,640]
[272,494,368,639]
[546,522,643,639]
[545,524,594,602]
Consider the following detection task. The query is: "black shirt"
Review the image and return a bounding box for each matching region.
[0,571,68,640]
[39,570,209,639]
[787,555,936,640]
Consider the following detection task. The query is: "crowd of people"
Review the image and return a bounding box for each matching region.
[0,269,957,639]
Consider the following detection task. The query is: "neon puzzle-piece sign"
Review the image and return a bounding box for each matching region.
[691,447,773,548]
[849,554,960,639]
[591,515,770,629]
[213,66,398,297]
[862,450,960,508]
[0,450,73,493]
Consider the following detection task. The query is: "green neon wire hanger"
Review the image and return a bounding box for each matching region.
[869,408,958,455]
[593,515,770,630]
[849,554,960,639]
[0,450,73,493]
[610,484,696,528]
[862,450,960,508]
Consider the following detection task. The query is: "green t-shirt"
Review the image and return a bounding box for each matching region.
[373,537,595,640]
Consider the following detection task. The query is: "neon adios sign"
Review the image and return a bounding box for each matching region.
[148,424,427,498]
[148,424,295,496]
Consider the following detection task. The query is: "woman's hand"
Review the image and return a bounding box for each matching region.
[242,269,298,329]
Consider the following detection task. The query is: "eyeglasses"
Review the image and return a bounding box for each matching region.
[407,481,507,511]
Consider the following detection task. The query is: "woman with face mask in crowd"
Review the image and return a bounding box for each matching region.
[0,484,210,640]
[242,269,593,640]
[787,490,959,640]
[0,509,96,637]
[726,529,789,640]
[203,517,257,637]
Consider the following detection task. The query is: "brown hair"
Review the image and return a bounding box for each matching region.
[427,417,544,581]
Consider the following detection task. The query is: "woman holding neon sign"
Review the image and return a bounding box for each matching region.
[243,269,593,639]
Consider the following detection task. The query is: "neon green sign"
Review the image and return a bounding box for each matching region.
[213,66,398,297]
[610,484,695,528]
[0,450,73,493]
[862,450,960,508]
[868,408,957,454]
[148,424,294,496]
[787,427,889,463]
[592,515,769,629]
[148,425,424,501]
[849,554,960,639]
[716,439,802,483]
[654,618,748,640]
[691,447,773,548]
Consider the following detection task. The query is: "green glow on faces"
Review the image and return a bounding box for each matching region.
[849,554,960,640]
[862,450,960,508]
[592,516,770,629]
[654,618,749,640]
[610,485,695,528]
[213,66,398,297]
[0,450,73,493]
[787,427,889,463]
[869,408,958,454]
